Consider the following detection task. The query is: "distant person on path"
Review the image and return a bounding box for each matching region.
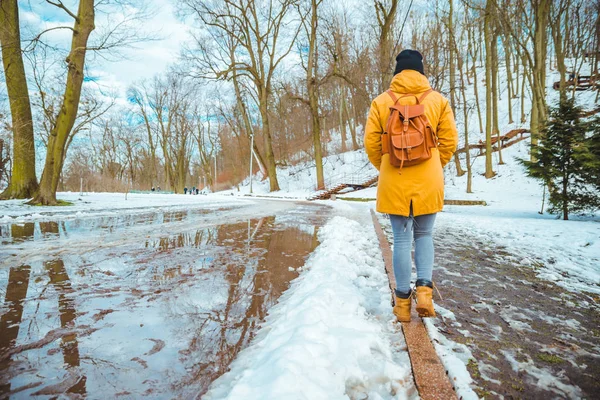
[364,49,458,322]
[184,187,188,195]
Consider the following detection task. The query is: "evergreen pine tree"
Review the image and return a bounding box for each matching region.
[521,99,600,220]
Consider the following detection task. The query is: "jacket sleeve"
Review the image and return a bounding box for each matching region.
[364,100,383,170]
[436,99,458,168]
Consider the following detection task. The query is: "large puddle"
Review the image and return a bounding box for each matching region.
[0,201,329,398]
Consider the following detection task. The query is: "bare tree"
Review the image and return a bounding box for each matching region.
[446,0,466,176]
[495,0,550,157]
[374,0,399,92]
[128,82,159,188]
[285,0,326,189]
[484,0,496,178]
[16,0,155,204]
[0,0,39,199]
[184,0,303,192]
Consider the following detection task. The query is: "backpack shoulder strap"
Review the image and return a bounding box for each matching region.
[386,90,400,104]
[417,89,433,103]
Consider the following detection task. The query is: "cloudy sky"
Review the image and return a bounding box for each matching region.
[16,0,193,99]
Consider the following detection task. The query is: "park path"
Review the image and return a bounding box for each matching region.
[380,216,600,399]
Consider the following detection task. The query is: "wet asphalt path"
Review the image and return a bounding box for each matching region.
[380,215,600,399]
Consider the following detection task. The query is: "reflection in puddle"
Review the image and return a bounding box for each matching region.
[0,208,222,245]
[0,205,327,398]
[0,265,31,395]
[42,260,86,396]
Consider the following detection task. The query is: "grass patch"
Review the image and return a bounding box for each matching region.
[475,388,492,398]
[511,383,525,392]
[537,353,564,364]
[467,358,481,379]
[29,199,74,206]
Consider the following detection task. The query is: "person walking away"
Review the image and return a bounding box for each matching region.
[364,50,458,322]
[184,187,188,195]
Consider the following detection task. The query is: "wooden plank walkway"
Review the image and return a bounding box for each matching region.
[370,210,458,400]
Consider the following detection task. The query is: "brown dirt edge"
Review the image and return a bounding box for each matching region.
[370,209,458,400]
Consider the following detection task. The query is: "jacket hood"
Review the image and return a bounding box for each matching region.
[389,70,431,94]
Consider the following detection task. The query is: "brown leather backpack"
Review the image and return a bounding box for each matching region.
[381,89,437,171]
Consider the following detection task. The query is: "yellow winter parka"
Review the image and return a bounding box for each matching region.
[364,70,458,216]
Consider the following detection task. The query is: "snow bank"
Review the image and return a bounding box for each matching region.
[205,215,416,400]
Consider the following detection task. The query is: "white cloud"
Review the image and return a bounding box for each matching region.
[89,0,192,97]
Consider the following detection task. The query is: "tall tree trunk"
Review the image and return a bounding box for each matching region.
[551,2,568,103]
[491,26,503,165]
[230,48,267,174]
[448,0,465,176]
[347,91,359,150]
[307,0,324,190]
[457,48,473,193]
[0,0,39,199]
[530,0,551,156]
[484,0,496,178]
[141,115,157,188]
[465,24,472,86]
[259,89,280,192]
[520,53,528,123]
[468,21,484,133]
[377,0,399,92]
[339,91,348,153]
[562,171,568,220]
[502,34,514,123]
[513,45,519,97]
[162,140,172,191]
[31,0,95,205]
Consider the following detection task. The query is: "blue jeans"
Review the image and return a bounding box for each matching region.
[389,210,437,294]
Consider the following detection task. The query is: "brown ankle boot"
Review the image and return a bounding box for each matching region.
[415,286,436,317]
[393,296,411,322]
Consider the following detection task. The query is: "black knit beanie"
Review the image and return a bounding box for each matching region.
[393,49,425,76]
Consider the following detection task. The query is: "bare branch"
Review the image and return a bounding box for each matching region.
[45,0,79,21]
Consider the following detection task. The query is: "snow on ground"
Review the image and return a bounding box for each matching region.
[0,191,252,223]
[205,208,417,400]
